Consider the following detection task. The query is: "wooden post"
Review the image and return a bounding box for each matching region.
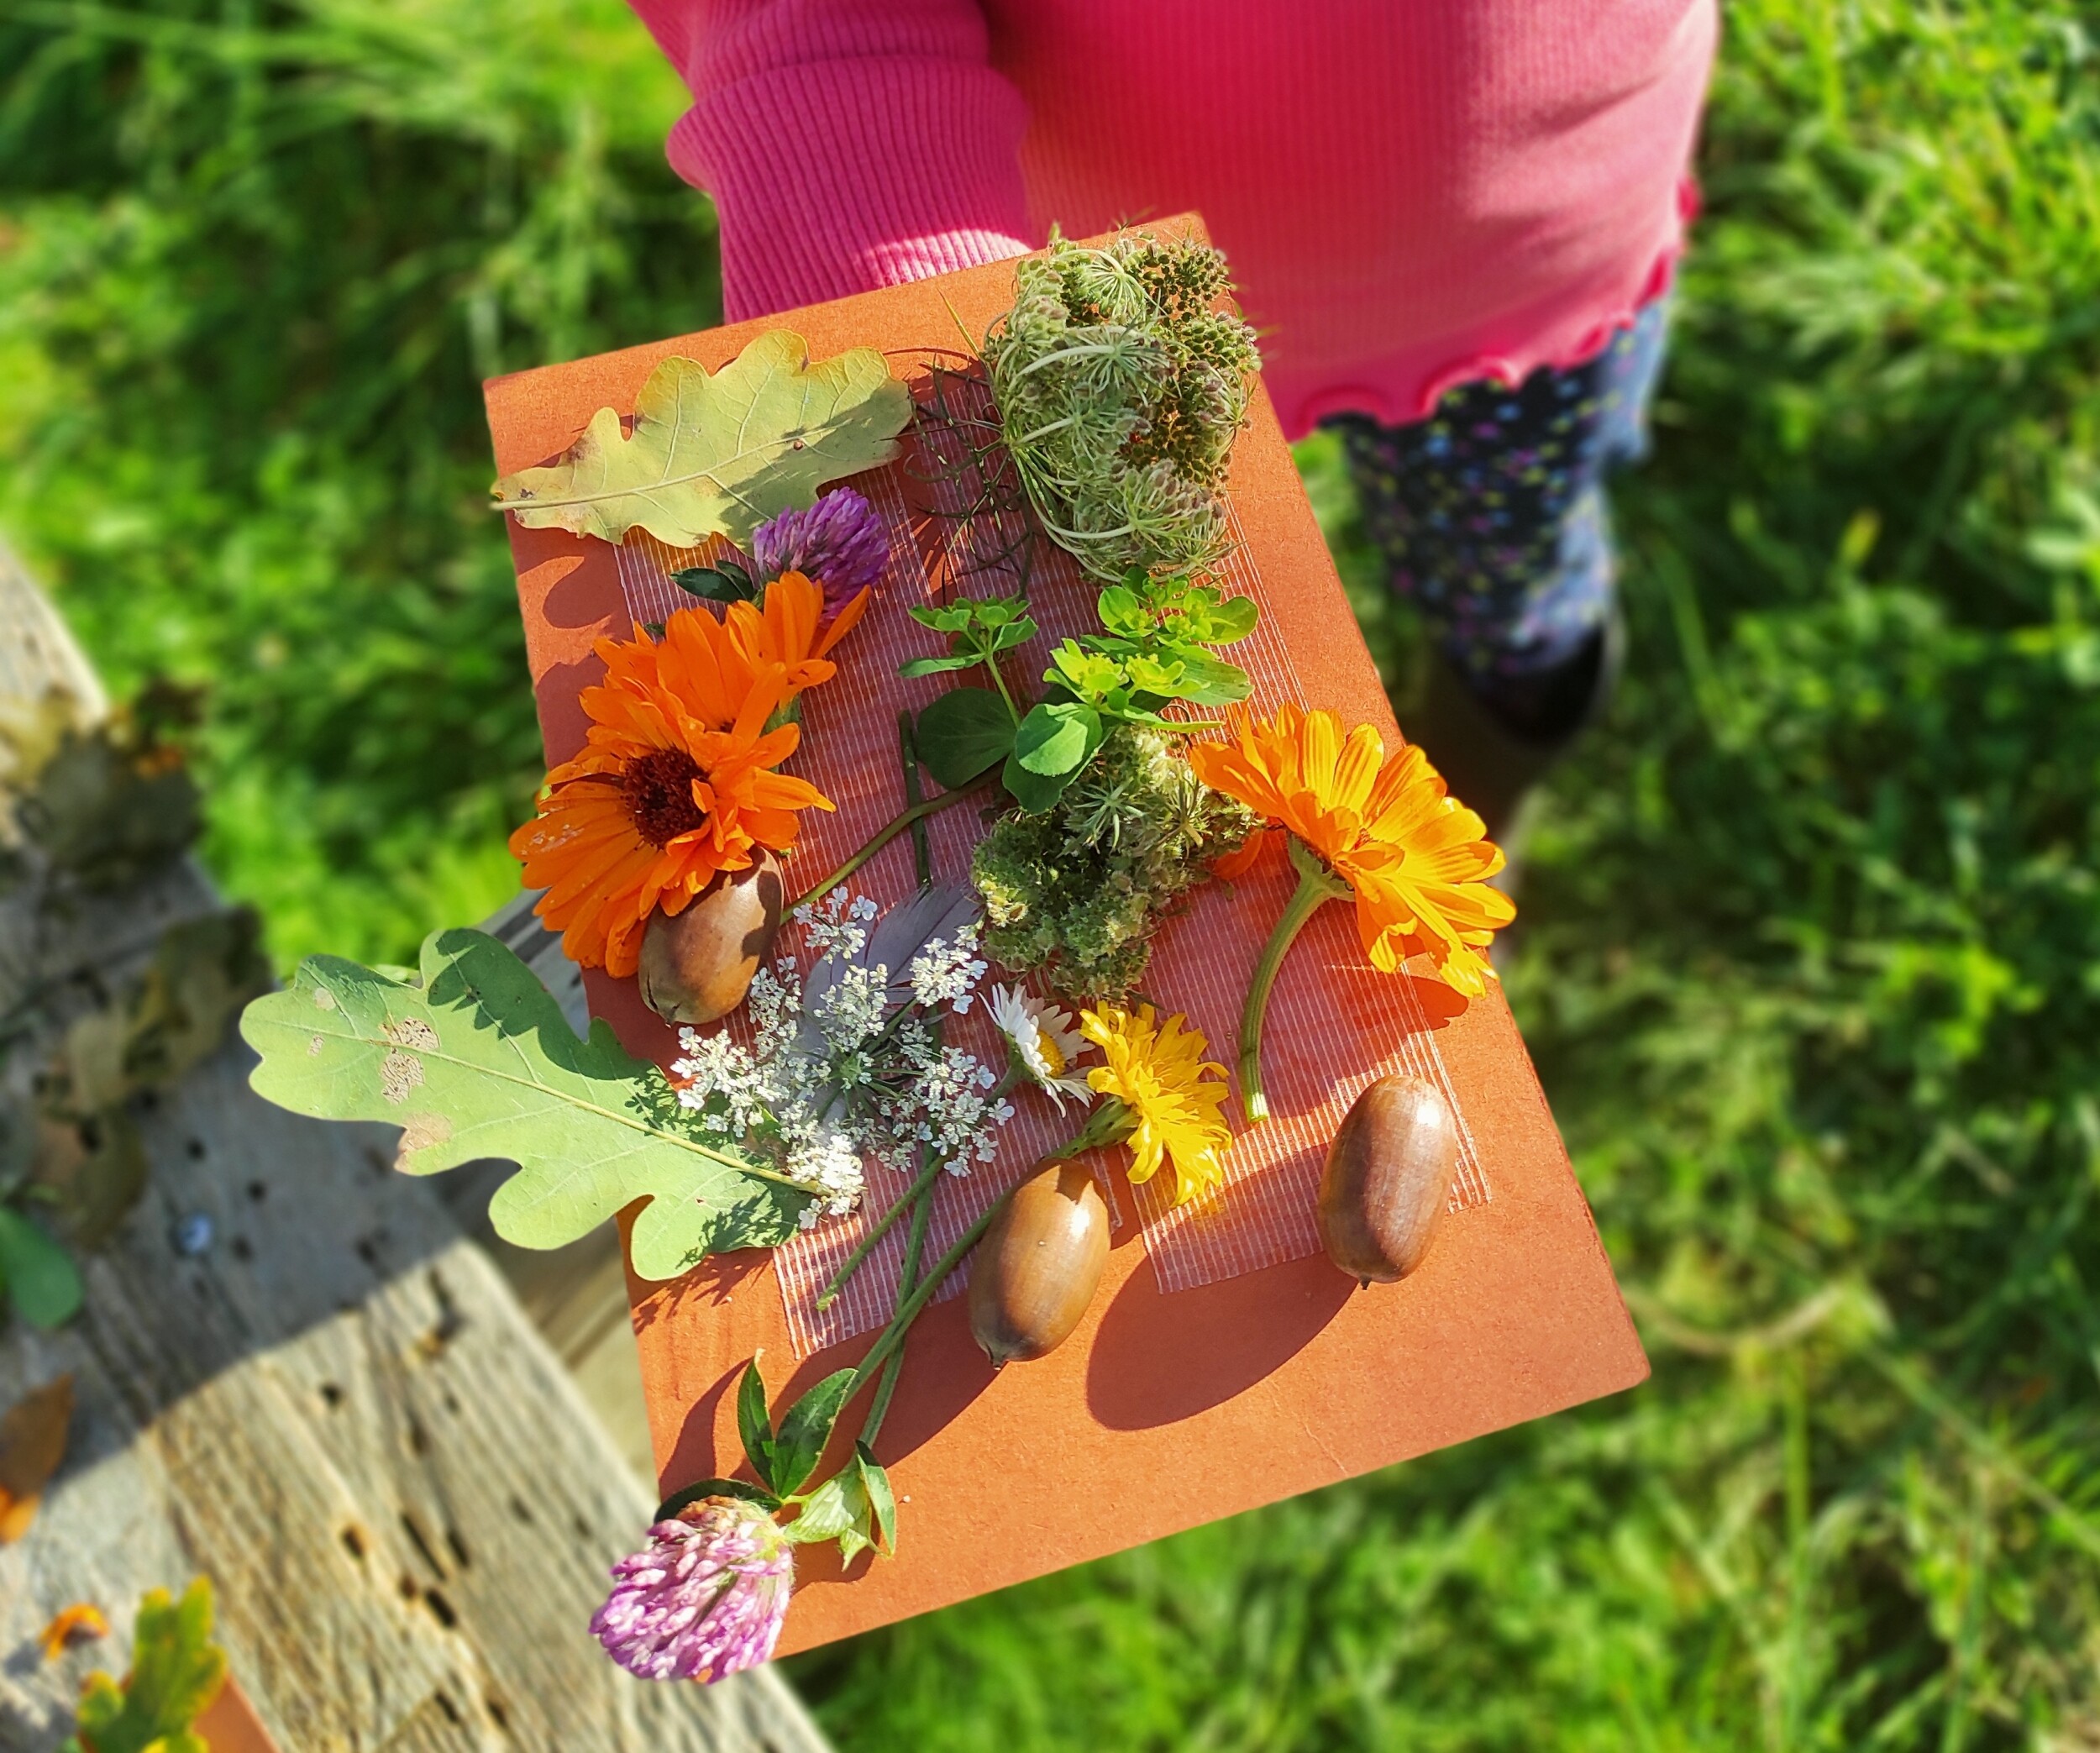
[0,543,832,1751]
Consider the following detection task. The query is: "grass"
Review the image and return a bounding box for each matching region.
[4,0,2099,1744]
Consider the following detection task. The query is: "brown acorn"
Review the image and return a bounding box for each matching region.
[1316,1074,1458,1285]
[967,1160,1110,1367]
[635,852,785,1026]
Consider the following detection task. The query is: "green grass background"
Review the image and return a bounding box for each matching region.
[5,0,2099,1744]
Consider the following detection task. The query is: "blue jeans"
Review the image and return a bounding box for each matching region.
[1326,300,1668,679]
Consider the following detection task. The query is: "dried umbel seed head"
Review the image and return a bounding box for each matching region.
[967,1159,1110,1367]
[1316,1074,1458,1285]
[637,853,785,1026]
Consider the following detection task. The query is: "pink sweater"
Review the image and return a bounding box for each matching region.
[628,0,1717,437]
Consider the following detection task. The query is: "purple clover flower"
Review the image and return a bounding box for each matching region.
[751,487,889,617]
[590,1497,793,1682]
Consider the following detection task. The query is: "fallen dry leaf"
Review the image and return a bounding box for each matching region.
[0,1373,73,1543]
[38,1601,107,1659]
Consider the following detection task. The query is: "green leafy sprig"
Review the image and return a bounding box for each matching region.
[659,1356,899,1568]
[906,570,1259,815]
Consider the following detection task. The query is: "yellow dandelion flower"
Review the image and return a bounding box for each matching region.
[1078,1003,1234,1205]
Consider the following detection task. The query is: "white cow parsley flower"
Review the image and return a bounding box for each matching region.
[906,923,989,1016]
[666,886,1011,1220]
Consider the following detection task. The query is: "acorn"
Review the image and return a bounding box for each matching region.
[635,852,785,1026]
[967,1160,1110,1367]
[1316,1074,1458,1285]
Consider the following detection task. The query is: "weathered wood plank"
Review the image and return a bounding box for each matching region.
[0,555,830,1751]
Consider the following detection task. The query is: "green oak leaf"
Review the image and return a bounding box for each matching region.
[66,1579,226,1753]
[491,331,913,548]
[239,929,809,1280]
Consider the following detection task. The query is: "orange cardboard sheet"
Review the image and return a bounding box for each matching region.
[483,220,1646,1656]
[197,1677,281,1753]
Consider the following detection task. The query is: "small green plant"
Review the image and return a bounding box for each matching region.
[65,1578,227,1753]
[907,571,1259,813]
[971,725,1257,1003]
[982,229,1259,581]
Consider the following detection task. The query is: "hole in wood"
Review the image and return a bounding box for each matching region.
[507,1496,533,1525]
[186,1138,206,1159]
[407,1420,429,1456]
[423,1589,458,1630]
[339,1525,366,1562]
[230,1236,252,1262]
[434,1690,462,1724]
[486,1696,510,1733]
[318,1383,344,1409]
[246,1180,266,1202]
[445,1527,470,1570]
[399,1511,445,1579]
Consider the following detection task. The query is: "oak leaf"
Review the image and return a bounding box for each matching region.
[491,330,912,548]
[239,929,810,1279]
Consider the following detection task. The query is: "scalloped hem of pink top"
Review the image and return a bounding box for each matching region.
[1277,178,1701,441]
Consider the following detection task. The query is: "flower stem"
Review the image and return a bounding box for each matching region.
[860,1157,936,1446]
[983,655,1024,727]
[790,782,984,912]
[815,1151,947,1310]
[1237,837,1352,1123]
[843,1193,1011,1395]
[840,1125,1134,1435]
[897,711,932,886]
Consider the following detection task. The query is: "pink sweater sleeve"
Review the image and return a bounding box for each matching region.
[628,0,1036,321]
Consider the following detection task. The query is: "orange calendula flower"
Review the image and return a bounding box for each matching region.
[1186,703,1515,1119]
[510,604,834,977]
[724,570,869,700]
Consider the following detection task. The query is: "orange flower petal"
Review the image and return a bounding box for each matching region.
[1193,706,1510,994]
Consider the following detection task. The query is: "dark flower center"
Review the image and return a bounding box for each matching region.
[622,748,707,847]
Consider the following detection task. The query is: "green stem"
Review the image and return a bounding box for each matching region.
[843,1194,1011,1395]
[1237,838,1351,1123]
[898,711,932,886]
[983,654,1024,726]
[790,784,984,912]
[815,1151,947,1310]
[861,1160,937,1446]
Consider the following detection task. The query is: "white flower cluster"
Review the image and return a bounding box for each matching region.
[669,888,1013,1226]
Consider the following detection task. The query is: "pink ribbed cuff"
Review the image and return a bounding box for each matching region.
[669,55,1036,321]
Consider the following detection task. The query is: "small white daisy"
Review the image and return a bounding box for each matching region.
[987,984,1094,1112]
